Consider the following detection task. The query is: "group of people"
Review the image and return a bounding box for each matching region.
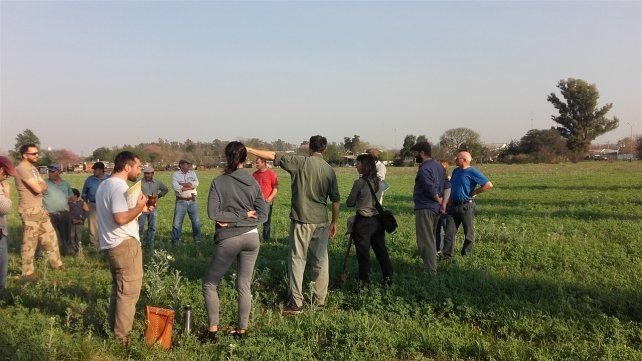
[0,135,492,345]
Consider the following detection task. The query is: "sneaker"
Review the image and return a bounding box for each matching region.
[282,300,303,315]
[230,328,247,340]
[199,330,217,344]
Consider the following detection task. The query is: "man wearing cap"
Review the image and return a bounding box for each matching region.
[366,148,389,204]
[139,166,169,251]
[411,141,449,274]
[170,160,201,245]
[44,164,75,256]
[14,144,63,280]
[442,151,493,260]
[82,161,109,247]
[0,156,17,298]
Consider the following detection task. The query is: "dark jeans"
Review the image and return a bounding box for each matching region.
[0,235,7,298]
[261,204,273,241]
[443,201,476,258]
[435,214,447,251]
[353,214,392,284]
[50,211,74,256]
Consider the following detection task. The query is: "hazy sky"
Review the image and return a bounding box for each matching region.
[1,1,640,155]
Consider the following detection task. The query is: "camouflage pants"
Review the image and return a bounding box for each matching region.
[19,207,63,276]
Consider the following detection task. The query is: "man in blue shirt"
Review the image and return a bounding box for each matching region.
[43,164,74,256]
[442,151,493,260]
[81,162,109,247]
[412,142,449,273]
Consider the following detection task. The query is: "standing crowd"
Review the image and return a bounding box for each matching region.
[0,135,492,345]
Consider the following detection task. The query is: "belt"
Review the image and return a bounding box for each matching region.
[452,199,473,206]
[176,196,196,201]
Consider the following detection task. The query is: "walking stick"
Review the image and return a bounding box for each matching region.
[339,233,353,284]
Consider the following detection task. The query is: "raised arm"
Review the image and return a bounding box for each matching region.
[246,147,276,161]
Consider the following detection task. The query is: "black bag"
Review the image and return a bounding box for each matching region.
[366,180,398,234]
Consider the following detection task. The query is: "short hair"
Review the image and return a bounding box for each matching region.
[72,188,80,197]
[19,144,37,155]
[112,151,139,173]
[410,141,432,157]
[309,135,327,153]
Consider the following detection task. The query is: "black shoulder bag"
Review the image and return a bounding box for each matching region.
[365,180,398,234]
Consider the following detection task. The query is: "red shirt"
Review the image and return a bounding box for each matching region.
[252,169,278,201]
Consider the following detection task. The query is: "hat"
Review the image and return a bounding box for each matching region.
[48,163,62,172]
[178,159,192,165]
[0,156,17,177]
[410,141,432,154]
[143,166,154,173]
[92,162,105,170]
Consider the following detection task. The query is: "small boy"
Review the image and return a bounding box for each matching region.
[69,188,86,254]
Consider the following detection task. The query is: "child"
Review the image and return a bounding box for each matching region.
[436,160,450,255]
[69,188,86,254]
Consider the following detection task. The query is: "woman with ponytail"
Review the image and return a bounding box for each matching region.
[202,141,268,342]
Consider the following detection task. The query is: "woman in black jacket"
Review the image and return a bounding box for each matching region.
[202,141,268,342]
[346,153,392,287]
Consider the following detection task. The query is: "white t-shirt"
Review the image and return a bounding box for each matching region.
[96,177,140,250]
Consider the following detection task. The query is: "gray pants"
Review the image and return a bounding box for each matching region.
[415,209,440,273]
[289,221,329,307]
[0,234,7,298]
[202,232,259,329]
[443,201,476,258]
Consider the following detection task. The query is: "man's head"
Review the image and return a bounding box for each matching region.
[0,156,17,182]
[19,144,40,164]
[143,166,154,181]
[113,151,141,182]
[366,148,380,161]
[255,157,267,171]
[92,161,105,177]
[178,160,192,173]
[309,135,327,154]
[71,188,80,200]
[48,164,62,180]
[455,151,472,168]
[410,142,432,163]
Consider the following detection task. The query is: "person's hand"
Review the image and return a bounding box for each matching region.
[440,204,447,215]
[247,210,257,219]
[136,193,147,210]
[216,221,229,228]
[328,222,338,239]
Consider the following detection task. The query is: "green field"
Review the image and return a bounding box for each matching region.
[1,162,641,360]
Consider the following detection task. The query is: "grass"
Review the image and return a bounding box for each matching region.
[0,161,641,360]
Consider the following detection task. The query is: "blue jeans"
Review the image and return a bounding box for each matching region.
[171,199,201,245]
[138,209,157,249]
[0,234,7,298]
[261,203,273,241]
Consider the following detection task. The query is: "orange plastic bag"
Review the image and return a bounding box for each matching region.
[145,306,174,351]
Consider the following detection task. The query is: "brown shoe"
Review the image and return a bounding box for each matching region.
[282,300,303,315]
[22,273,38,282]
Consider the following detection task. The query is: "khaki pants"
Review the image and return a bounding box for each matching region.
[88,203,98,246]
[104,237,143,342]
[288,221,329,307]
[19,207,62,276]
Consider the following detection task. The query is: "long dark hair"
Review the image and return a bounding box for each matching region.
[224,141,247,174]
[356,153,379,192]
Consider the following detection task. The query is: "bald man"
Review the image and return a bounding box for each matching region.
[442,151,493,260]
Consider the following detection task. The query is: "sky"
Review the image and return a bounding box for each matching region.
[1,1,640,155]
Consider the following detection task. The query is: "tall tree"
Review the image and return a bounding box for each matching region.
[12,129,41,160]
[547,78,619,160]
[439,128,482,158]
[518,128,568,163]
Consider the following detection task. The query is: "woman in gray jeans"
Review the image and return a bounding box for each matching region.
[202,141,268,342]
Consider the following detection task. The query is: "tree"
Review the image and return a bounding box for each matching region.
[637,136,642,160]
[547,78,619,161]
[518,128,568,163]
[12,129,41,160]
[91,147,113,161]
[439,128,482,158]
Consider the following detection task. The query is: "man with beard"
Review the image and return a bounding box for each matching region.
[411,142,449,274]
[96,151,149,344]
